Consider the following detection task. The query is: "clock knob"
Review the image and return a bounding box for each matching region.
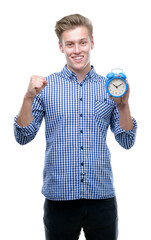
[119,72,126,79]
[106,72,115,79]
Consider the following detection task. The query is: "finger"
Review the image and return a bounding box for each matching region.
[34,81,44,89]
[43,79,48,86]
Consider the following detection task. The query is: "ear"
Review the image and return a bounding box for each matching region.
[91,36,94,50]
[59,41,64,53]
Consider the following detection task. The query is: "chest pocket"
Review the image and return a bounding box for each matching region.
[95,98,115,123]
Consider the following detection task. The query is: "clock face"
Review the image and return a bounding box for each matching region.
[108,78,127,97]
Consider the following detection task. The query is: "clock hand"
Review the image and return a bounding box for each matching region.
[117,83,123,88]
[112,83,118,88]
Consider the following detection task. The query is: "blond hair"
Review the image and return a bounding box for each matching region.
[55,14,93,42]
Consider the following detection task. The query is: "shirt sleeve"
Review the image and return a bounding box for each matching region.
[14,94,45,145]
[110,105,137,149]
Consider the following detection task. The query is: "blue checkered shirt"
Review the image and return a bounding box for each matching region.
[14,65,137,201]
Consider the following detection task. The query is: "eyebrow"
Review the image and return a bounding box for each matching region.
[65,38,89,44]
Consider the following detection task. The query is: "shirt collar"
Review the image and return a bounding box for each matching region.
[61,65,97,81]
[85,65,96,79]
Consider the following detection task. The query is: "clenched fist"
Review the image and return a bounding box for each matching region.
[25,75,48,99]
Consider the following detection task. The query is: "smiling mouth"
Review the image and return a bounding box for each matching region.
[73,56,83,59]
[72,56,84,62]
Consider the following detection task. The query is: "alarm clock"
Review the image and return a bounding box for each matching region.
[106,69,127,98]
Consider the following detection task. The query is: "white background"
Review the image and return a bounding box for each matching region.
[0,0,150,239]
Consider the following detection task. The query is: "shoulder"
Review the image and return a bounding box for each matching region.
[95,73,106,82]
[93,72,107,85]
[45,71,62,82]
[91,68,107,83]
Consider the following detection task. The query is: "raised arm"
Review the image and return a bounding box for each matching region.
[17,75,48,127]
[14,75,48,145]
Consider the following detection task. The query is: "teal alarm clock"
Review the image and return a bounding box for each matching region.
[106,69,127,98]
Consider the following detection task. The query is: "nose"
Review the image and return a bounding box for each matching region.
[73,43,81,54]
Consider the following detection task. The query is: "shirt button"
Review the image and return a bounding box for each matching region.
[81,179,84,182]
[80,130,83,133]
[81,162,84,166]
[80,98,83,101]
[70,74,75,79]
[80,146,83,150]
[80,114,83,117]
[80,83,83,87]
[81,173,85,176]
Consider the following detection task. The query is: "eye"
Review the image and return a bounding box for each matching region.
[81,41,87,46]
[66,43,73,47]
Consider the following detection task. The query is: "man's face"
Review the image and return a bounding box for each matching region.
[59,26,94,74]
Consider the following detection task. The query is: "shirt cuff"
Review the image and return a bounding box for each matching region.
[114,117,137,137]
[14,116,37,136]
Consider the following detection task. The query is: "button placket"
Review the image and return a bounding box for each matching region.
[79,83,85,198]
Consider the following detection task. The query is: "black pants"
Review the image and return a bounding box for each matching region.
[43,197,118,240]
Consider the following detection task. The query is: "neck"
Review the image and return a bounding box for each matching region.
[67,64,92,83]
[76,72,87,83]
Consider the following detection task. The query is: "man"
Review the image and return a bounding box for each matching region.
[14,14,137,240]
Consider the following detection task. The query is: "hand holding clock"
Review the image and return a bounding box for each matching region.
[106,70,133,131]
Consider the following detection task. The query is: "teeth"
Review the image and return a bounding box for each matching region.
[73,57,83,60]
